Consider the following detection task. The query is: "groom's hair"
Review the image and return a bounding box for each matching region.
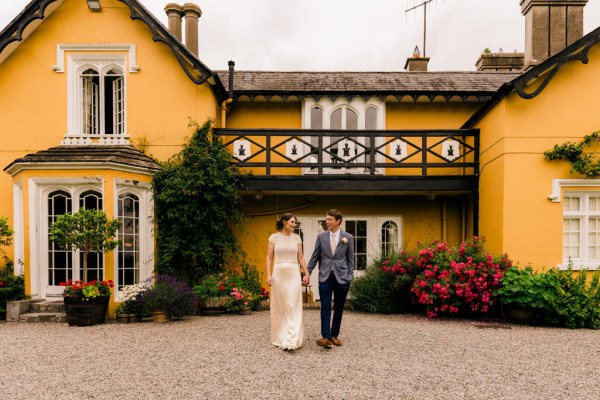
[327,209,343,223]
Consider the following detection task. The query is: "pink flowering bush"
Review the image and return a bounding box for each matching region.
[378,237,511,318]
[226,287,254,312]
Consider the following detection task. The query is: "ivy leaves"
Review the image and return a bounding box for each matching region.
[544,131,600,177]
[153,120,243,284]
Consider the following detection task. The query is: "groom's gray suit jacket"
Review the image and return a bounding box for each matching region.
[307,230,354,284]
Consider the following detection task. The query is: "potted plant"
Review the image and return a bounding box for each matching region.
[495,265,558,324]
[60,279,115,325]
[118,282,150,322]
[226,287,254,315]
[50,209,120,326]
[143,275,197,322]
[193,272,240,315]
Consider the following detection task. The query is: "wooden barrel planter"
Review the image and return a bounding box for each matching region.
[199,296,229,316]
[64,296,110,326]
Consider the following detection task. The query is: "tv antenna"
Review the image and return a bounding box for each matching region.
[405,0,435,57]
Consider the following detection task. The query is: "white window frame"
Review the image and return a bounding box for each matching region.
[562,191,600,270]
[29,178,104,298]
[63,51,130,144]
[113,180,155,298]
[302,97,386,174]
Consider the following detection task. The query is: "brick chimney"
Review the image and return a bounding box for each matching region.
[164,3,183,41]
[404,46,430,72]
[183,3,202,57]
[475,50,525,71]
[520,0,588,68]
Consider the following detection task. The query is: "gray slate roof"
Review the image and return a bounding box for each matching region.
[217,71,520,94]
[4,146,161,173]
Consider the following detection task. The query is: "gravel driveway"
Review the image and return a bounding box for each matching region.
[1,310,599,400]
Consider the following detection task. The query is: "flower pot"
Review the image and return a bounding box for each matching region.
[128,313,142,322]
[502,303,538,325]
[64,296,110,326]
[152,310,169,323]
[238,307,253,315]
[116,313,130,323]
[200,296,229,316]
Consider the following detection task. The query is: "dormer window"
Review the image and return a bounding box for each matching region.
[80,66,125,135]
[61,49,132,145]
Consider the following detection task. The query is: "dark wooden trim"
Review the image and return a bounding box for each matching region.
[239,175,478,192]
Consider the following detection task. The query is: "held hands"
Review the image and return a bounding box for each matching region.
[301,274,309,286]
[266,277,272,286]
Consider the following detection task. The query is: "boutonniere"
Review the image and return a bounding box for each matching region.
[341,237,348,245]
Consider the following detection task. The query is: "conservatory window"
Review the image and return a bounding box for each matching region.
[48,191,73,286]
[117,193,140,290]
[78,191,104,282]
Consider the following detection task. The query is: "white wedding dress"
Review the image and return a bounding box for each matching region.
[269,232,304,350]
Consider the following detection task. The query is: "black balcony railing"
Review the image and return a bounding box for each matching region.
[213,128,479,177]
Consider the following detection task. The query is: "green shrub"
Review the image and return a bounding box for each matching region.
[349,265,406,314]
[240,263,261,297]
[0,258,26,319]
[495,266,558,311]
[545,267,600,329]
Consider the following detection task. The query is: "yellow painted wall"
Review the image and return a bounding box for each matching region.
[386,102,480,129]
[0,0,219,259]
[476,43,600,269]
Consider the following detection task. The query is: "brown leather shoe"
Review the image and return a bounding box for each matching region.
[331,337,343,346]
[316,338,332,349]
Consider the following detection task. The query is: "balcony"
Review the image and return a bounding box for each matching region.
[213,128,479,193]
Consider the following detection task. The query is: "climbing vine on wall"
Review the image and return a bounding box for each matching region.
[544,131,600,177]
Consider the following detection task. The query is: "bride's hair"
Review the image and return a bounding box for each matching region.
[276,213,296,231]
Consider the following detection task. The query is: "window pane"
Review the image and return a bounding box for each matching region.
[564,196,580,212]
[48,191,72,286]
[82,74,99,135]
[366,107,377,130]
[79,190,102,210]
[345,220,367,270]
[311,107,323,130]
[589,196,600,212]
[346,108,358,130]
[589,217,600,260]
[381,221,398,256]
[118,193,140,290]
[330,108,342,130]
[563,218,580,259]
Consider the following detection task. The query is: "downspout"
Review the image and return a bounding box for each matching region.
[219,60,235,128]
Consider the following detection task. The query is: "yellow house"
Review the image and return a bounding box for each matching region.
[1,0,599,308]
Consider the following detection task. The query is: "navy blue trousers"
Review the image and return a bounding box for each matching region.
[319,274,350,339]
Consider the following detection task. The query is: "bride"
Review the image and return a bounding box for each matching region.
[266,213,310,351]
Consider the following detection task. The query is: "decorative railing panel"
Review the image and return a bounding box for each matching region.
[213,129,479,177]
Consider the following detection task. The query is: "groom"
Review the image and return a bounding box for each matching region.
[307,209,354,349]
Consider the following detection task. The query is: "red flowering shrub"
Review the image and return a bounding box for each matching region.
[381,237,511,318]
[60,279,114,299]
[193,272,242,300]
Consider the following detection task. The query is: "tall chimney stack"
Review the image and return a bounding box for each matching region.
[183,3,202,57]
[520,0,588,68]
[164,3,183,41]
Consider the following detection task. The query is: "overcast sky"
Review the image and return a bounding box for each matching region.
[1,0,600,71]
